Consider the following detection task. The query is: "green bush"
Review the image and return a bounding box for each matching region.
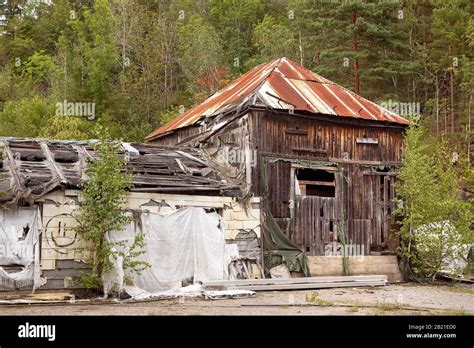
[74,128,148,292]
[396,123,472,280]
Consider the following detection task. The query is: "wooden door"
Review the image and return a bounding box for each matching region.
[370,174,395,250]
[292,196,336,256]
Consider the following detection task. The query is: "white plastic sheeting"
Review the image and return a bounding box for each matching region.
[0,207,41,289]
[106,208,228,299]
[122,283,256,301]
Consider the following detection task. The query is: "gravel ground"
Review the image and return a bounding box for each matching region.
[0,283,472,316]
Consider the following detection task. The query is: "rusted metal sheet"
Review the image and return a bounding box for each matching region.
[147,57,408,141]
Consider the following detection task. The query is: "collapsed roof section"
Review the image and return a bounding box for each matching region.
[0,138,240,205]
[146,57,408,141]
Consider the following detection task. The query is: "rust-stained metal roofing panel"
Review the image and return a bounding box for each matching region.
[146,57,408,141]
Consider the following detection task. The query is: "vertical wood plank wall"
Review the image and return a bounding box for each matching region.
[252,111,404,255]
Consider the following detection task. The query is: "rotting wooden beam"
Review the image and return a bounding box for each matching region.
[130,186,223,192]
[329,158,403,166]
[175,158,190,174]
[0,140,25,192]
[298,180,336,187]
[292,147,327,154]
[39,141,68,185]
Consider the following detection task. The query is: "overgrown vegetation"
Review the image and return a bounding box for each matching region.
[0,1,472,145]
[74,128,148,291]
[396,122,473,280]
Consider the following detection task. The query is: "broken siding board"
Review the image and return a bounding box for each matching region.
[267,160,291,218]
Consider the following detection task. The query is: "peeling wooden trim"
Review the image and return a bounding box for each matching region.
[298,180,336,187]
[329,158,403,166]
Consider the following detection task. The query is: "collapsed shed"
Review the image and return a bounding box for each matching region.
[0,138,261,292]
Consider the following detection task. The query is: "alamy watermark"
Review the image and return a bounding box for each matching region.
[324,242,365,257]
[18,322,55,342]
[55,99,96,120]
[380,99,420,118]
[217,147,257,167]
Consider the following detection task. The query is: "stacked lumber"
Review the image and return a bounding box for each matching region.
[202,275,387,291]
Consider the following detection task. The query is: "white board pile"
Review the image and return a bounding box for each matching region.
[202,275,388,291]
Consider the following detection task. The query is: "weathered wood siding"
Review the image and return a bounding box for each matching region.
[267,161,291,218]
[250,110,404,254]
[251,110,404,164]
[149,126,203,146]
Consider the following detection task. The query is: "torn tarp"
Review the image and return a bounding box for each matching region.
[0,207,41,289]
[262,206,310,277]
[105,208,228,299]
[260,157,311,276]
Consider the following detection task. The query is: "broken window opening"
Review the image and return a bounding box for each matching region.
[295,168,335,197]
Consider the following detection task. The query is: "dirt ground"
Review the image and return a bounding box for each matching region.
[0,282,473,316]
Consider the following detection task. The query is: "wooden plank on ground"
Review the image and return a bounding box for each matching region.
[227,280,386,291]
[202,275,387,288]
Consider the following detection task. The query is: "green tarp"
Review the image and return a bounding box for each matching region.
[261,205,310,276]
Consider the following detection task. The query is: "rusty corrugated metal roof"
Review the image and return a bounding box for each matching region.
[146,57,408,141]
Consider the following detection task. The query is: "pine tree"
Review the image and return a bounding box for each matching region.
[288,0,412,100]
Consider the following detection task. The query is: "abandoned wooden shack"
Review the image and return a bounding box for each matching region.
[146,57,409,281]
[0,138,261,292]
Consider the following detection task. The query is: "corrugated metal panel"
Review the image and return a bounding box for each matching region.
[146,57,408,141]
